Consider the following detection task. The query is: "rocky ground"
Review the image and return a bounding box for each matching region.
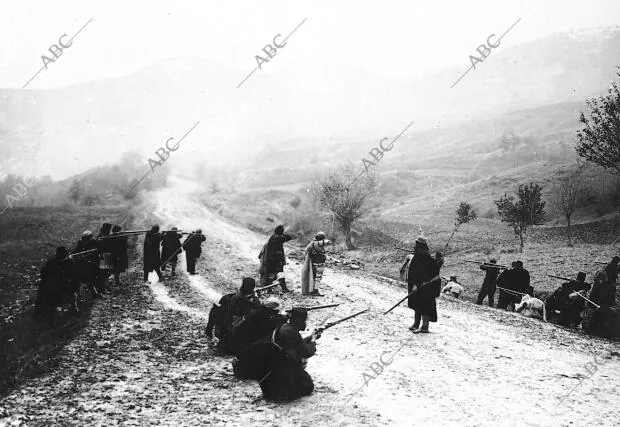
[1,177,620,426]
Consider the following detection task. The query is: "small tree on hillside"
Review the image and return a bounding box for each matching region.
[495,182,546,252]
[576,68,620,175]
[314,163,377,250]
[552,162,587,247]
[443,201,478,252]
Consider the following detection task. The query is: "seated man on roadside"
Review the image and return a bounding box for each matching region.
[442,275,464,299]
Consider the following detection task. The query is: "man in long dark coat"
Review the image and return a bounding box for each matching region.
[407,236,442,333]
[96,223,114,293]
[110,225,129,286]
[35,247,76,319]
[497,262,519,310]
[73,230,101,299]
[476,259,501,307]
[143,225,164,282]
[161,227,183,276]
[183,230,206,275]
[259,225,294,292]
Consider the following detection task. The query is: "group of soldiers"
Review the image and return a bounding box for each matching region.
[34,222,207,319]
[205,276,359,401]
[469,257,620,337]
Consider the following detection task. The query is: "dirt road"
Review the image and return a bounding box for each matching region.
[1,177,619,426]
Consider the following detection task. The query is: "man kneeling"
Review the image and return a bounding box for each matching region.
[233,308,319,401]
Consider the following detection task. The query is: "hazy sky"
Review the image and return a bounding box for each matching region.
[2,0,620,89]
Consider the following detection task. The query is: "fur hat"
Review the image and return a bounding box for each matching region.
[275,225,285,235]
[489,259,497,264]
[82,230,92,238]
[240,277,256,295]
[577,272,586,282]
[450,274,457,281]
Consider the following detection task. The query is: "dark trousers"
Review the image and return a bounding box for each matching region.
[497,291,518,310]
[186,254,198,274]
[477,283,496,307]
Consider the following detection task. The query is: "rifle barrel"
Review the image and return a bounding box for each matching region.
[256,283,280,292]
[69,248,98,258]
[302,303,341,311]
[322,309,368,330]
[384,275,440,315]
[547,274,573,282]
[394,246,414,253]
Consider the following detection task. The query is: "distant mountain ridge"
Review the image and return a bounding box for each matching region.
[1,27,619,180]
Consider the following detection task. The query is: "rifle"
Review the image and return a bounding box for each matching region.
[315,309,368,335]
[288,303,341,312]
[383,275,440,315]
[255,283,280,293]
[394,245,415,253]
[547,274,573,282]
[65,248,98,260]
[464,260,509,270]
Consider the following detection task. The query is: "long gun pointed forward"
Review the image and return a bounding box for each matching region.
[316,308,368,333]
[255,283,280,293]
[288,303,341,312]
[464,260,509,270]
[547,274,573,282]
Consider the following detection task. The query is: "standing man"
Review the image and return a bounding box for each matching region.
[110,225,129,286]
[514,261,532,296]
[407,235,442,333]
[143,225,164,282]
[183,229,206,275]
[96,223,114,293]
[497,262,519,310]
[161,227,183,276]
[476,259,501,307]
[35,246,76,319]
[301,231,331,296]
[259,225,294,293]
[73,230,101,299]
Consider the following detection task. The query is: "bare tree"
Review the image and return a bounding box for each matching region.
[552,162,587,246]
[314,163,377,249]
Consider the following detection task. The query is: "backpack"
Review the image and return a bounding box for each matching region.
[310,242,326,264]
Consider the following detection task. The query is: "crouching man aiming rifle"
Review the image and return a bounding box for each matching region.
[233,308,367,401]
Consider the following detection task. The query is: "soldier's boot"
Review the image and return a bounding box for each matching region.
[278,278,292,293]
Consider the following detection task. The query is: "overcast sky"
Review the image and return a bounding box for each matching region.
[1,0,620,89]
